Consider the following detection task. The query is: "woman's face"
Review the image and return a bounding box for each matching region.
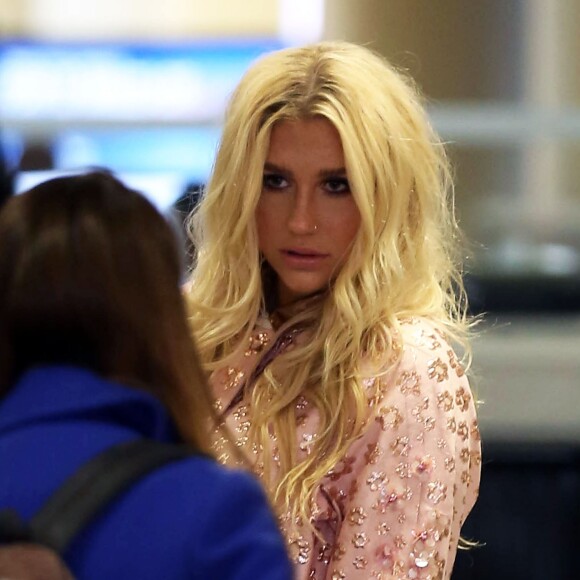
[256,117,361,307]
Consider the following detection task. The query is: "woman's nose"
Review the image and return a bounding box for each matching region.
[287,193,317,234]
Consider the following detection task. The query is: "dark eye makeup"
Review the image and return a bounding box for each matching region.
[324,177,351,195]
[263,173,289,190]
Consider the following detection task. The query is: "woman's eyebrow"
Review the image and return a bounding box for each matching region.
[319,168,347,178]
[263,163,347,178]
[263,162,290,174]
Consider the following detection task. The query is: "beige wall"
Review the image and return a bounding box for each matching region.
[0,0,26,34]
[0,0,278,38]
[325,0,523,100]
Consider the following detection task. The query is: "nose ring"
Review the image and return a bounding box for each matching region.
[314,225,318,231]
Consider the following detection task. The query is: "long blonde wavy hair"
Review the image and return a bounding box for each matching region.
[186,41,472,526]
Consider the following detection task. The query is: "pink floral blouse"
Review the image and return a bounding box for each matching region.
[210,317,481,580]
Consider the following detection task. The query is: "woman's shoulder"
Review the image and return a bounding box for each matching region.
[371,316,466,374]
[133,455,292,577]
[110,454,280,539]
[398,315,455,347]
[144,453,264,499]
[397,316,468,383]
[361,316,472,412]
[71,453,292,579]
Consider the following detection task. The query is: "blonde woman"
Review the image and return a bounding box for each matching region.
[186,41,481,579]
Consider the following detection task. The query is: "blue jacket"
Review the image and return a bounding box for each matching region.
[0,366,293,580]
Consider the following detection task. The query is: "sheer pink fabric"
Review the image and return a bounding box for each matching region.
[211,317,481,579]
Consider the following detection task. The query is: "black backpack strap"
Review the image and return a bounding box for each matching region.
[29,439,194,554]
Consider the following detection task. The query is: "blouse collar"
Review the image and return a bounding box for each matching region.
[267,291,327,331]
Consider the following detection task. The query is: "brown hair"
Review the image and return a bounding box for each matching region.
[0,171,216,453]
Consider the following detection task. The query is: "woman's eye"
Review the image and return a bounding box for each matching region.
[263,174,288,190]
[324,178,350,195]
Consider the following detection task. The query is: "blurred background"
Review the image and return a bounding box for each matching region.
[1,1,579,577]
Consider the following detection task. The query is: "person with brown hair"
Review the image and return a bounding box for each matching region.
[0,171,292,579]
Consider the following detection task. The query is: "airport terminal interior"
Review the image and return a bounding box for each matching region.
[1,1,579,578]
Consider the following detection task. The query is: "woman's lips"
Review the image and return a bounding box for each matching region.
[281,248,328,268]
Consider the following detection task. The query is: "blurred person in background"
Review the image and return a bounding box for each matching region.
[0,171,292,580]
[186,41,481,579]
[0,144,13,208]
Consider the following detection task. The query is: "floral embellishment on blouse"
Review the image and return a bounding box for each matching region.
[348,506,368,526]
[224,367,245,391]
[376,405,404,431]
[447,348,465,377]
[398,370,421,396]
[245,331,270,356]
[427,358,449,382]
[455,387,471,412]
[437,390,454,412]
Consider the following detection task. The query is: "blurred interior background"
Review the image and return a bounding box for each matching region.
[1,1,579,577]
